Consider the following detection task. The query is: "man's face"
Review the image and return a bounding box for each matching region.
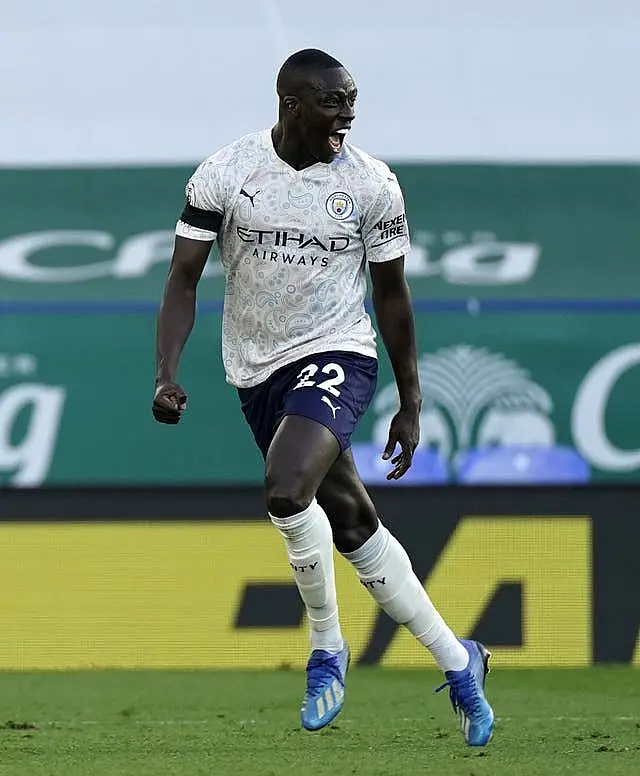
[294,67,357,164]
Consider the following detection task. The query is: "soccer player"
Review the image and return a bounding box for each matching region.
[152,48,494,746]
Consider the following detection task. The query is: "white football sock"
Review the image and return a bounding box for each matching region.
[342,522,469,672]
[270,499,344,654]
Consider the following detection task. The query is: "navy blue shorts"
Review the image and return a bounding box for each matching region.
[238,351,378,458]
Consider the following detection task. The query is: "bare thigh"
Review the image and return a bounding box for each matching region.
[264,415,340,518]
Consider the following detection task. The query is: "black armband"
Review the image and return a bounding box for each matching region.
[179,202,223,232]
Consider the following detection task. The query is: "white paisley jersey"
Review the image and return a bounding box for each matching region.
[175,128,411,389]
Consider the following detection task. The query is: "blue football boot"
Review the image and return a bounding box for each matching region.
[435,639,494,746]
[300,642,350,731]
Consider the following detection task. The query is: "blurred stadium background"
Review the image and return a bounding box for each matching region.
[0,0,638,673]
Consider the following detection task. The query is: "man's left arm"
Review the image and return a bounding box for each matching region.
[364,173,421,479]
[370,257,422,479]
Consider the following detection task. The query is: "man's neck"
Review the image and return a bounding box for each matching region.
[271,124,317,171]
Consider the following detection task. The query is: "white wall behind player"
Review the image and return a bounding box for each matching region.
[1,0,637,164]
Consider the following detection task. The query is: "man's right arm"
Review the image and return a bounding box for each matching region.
[152,161,225,424]
[152,235,213,424]
[155,235,212,384]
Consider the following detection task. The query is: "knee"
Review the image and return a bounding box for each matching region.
[329,494,379,554]
[334,522,378,554]
[267,492,312,518]
[265,467,315,518]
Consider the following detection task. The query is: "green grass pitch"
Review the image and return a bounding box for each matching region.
[0,667,638,775]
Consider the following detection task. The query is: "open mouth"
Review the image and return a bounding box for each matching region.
[328,128,349,153]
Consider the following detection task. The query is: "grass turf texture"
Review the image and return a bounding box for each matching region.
[0,667,637,776]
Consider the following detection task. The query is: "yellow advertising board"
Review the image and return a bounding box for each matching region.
[0,517,593,670]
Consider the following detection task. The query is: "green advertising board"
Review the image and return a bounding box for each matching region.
[1,165,639,303]
[1,163,640,485]
[2,310,640,485]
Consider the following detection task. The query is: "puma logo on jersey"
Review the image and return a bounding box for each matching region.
[239,188,261,207]
[321,395,341,419]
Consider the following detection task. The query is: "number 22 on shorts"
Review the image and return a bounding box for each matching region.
[293,363,345,397]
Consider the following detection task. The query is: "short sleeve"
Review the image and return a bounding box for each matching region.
[362,173,411,263]
[175,160,225,241]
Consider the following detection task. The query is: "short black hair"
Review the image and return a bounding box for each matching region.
[280,48,343,72]
[277,48,345,95]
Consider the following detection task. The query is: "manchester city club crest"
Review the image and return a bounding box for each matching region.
[326,191,354,221]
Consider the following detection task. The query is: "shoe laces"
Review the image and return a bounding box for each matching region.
[306,653,343,696]
[435,672,483,717]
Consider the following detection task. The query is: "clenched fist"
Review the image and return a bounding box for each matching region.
[152,381,188,425]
